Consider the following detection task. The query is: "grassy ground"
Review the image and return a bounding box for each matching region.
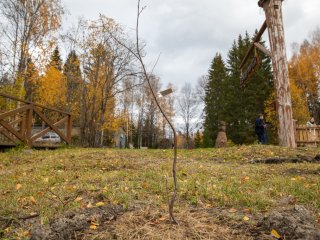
[0,145,319,239]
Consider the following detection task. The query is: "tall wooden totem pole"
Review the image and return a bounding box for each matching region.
[258,0,296,148]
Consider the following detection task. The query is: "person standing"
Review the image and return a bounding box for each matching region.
[306,117,317,142]
[306,117,316,127]
[255,114,266,144]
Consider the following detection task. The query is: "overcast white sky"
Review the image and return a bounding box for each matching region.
[62,0,320,88]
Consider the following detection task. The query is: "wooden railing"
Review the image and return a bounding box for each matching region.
[295,125,320,146]
[0,93,72,147]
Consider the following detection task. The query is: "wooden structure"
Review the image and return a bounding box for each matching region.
[0,93,72,148]
[240,0,296,148]
[295,125,320,147]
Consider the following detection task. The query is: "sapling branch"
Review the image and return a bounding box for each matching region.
[133,0,178,223]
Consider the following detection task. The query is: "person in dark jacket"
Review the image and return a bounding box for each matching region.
[255,114,266,144]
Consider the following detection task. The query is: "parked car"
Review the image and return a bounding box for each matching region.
[35,132,61,144]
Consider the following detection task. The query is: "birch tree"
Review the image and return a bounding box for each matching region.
[0,0,64,89]
[177,82,200,149]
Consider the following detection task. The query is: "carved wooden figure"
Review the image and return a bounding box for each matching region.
[215,121,227,148]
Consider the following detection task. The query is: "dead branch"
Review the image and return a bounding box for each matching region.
[45,187,80,208]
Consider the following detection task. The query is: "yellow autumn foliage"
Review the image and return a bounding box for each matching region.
[35,66,66,109]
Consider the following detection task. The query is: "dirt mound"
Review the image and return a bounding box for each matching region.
[30,206,122,240]
[251,155,320,164]
[258,205,320,240]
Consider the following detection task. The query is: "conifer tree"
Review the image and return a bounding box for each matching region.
[225,33,273,144]
[24,58,39,101]
[203,32,274,145]
[64,50,82,118]
[194,130,202,148]
[203,53,227,147]
[49,47,63,71]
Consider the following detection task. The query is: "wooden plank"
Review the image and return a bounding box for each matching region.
[296,141,320,143]
[30,117,68,142]
[9,117,23,126]
[0,92,71,115]
[0,105,30,121]
[0,93,70,115]
[239,20,267,69]
[0,117,22,131]
[240,56,260,86]
[0,128,19,143]
[0,120,25,142]
[254,42,272,57]
[33,108,69,143]
[25,106,33,146]
[67,115,72,144]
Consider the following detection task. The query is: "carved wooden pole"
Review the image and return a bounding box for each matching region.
[258,0,296,148]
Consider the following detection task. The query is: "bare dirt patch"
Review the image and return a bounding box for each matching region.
[251,154,320,164]
[30,206,122,240]
[258,205,320,240]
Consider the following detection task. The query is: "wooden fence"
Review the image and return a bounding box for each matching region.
[295,125,320,146]
[0,93,72,147]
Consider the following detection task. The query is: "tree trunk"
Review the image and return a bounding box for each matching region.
[259,0,296,148]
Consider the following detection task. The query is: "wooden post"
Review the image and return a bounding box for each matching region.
[67,115,72,145]
[258,0,296,148]
[25,104,33,147]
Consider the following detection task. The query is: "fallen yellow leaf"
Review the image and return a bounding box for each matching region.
[22,230,31,237]
[90,225,97,230]
[95,202,105,207]
[75,197,83,202]
[243,216,250,221]
[30,196,37,205]
[86,202,93,208]
[271,229,281,239]
[228,208,238,213]
[16,184,22,190]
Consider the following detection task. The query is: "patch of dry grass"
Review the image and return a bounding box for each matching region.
[112,207,252,240]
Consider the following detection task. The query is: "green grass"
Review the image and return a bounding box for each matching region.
[0,145,319,238]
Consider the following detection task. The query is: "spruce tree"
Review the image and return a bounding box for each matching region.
[194,130,202,148]
[49,47,63,71]
[203,53,227,147]
[225,33,274,144]
[24,58,39,101]
[64,50,82,116]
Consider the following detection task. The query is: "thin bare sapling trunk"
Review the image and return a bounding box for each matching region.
[115,0,178,223]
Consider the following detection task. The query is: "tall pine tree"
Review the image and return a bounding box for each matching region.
[203,32,274,146]
[49,47,63,71]
[64,50,82,120]
[203,53,227,147]
[225,33,274,144]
